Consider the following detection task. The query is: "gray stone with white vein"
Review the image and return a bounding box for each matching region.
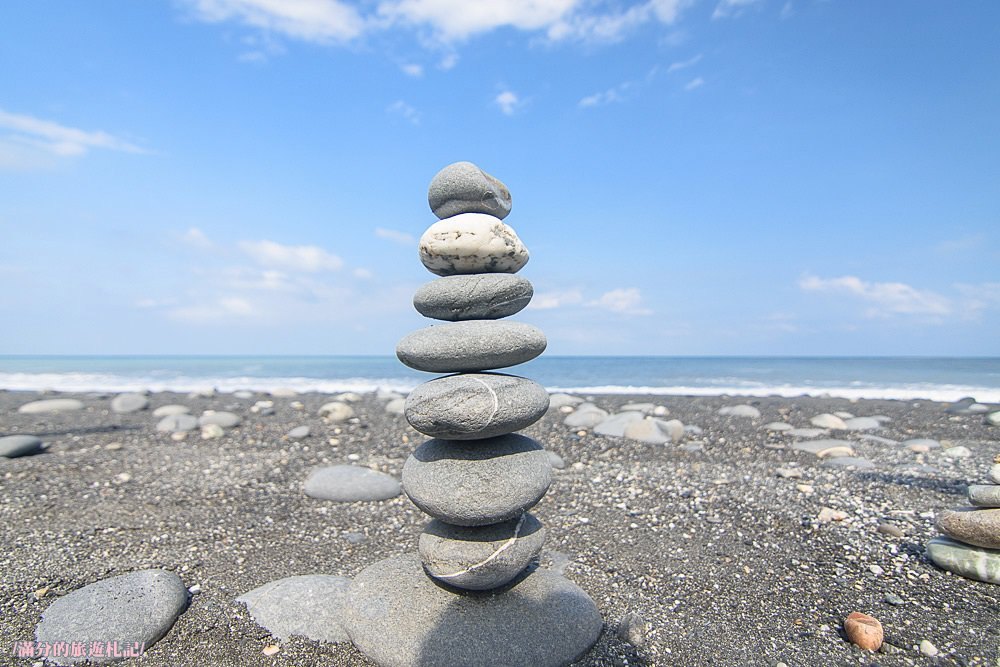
[926,536,1000,585]
[405,373,549,440]
[414,274,533,321]
[419,514,545,590]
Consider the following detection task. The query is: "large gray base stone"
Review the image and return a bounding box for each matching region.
[237,574,352,643]
[345,554,602,667]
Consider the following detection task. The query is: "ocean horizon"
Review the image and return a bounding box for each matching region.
[1,355,998,403]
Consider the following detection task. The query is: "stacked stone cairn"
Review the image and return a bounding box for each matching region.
[926,455,1000,585]
[344,162,602,667]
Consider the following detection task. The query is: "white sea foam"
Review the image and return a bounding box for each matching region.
[1,372,998,403]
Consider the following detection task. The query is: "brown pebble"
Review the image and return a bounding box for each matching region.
[843,612,883,651]
[262,644,280,656]
[877,522,905,538]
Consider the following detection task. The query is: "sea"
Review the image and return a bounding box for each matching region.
[0,356,998,403]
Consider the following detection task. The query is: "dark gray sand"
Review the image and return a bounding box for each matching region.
[1,389,998,666]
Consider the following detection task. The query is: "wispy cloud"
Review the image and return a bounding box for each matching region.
[528,289,584,310]
[181,227,214,250]
[955,282,1000,318]
[587,287,653,315]
[387,100,421,124]
[400,63,424,77]
[0,108,144,169]
[239,239,344,272]
[495,90,522,115]
[799,274,952,317]
[684,76,704,91]
[712,0,763,20]
[667,53,702,73]
[579,82,632,108]
[549,0,691,42]
[935,233,986,254]
[183,0,365,43]
[375,227,416,245]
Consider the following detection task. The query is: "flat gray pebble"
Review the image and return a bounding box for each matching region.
[110,393,149,413]
[304,465,401,502]
[0,434,45,458]
[414,274,532,321]
[397,321,546,373]
[155,414,198,433]
[18,398,84,414]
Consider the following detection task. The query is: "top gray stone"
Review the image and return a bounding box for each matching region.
[111,393,149,414]
[428,161,512,220]
[397,320,546,373]
[414,274,533,321]
[35,569,188,665]
[237,574,352,644]
[18,398,84,414]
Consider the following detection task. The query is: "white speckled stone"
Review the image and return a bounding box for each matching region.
[419,214,528,277]
[413,274,533,321]
[428,161,512,220]
[396,320,546,373]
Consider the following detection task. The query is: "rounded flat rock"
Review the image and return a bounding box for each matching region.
[428,161,512,220]
[237,574,352,643]
[198,411,241,428]
[405,373,549,440]
[402,434,551,526]
[0,434,45,458]
[156,414,199,433]
[926,536,1000,585]
[413,274,533,321]
[304,465,401,502]
[419,214,528,276]
[345,554,602,667]
[419,513,545,590]
[35,569,188,665]
[111,393,149,413]
[968,484,1000,507]
[397,320,546,373]
[937,507,1000,549]
[18,398,84,414]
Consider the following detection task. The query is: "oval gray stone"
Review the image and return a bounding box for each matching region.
[419,514,546,591]
[111,393,149,413]
[402,434,551,526]
[304,465,401,502]
[152,404,190,417]
[926,536,1000,585]
[937,507,1000,549]
[198,411,241,428]
[18,398,84,414]
[397,321,546,373]
[155,414,199,433]
[0,434,45,458]
[35,569,188,665]
[969,484,1000,507]
[419,214,528,276]
[428,161,512,220]
[405,373,549,440]
[237,574,351,643]
[414,274,533,321]
[345,554,602,667]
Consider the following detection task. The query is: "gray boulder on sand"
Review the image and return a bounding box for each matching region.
[35,569,188,665]
[346,162,601,666]
[0,434,46,458]
[237,575,351,643]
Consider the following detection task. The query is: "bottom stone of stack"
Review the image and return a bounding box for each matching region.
[926,536,1000,585]
[419,513,545,590]
[345,554,603,667]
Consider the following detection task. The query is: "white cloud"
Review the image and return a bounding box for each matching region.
[353,267,375,279]
[684,76,704,91]
[528,289,584,310]
[401,63,424,77]
[799,274,952,317]
[239,239,343,272]
[184,0,364,42]
[712,0,763,20]
[667,53,702,73]
[587,287,653,315]
[375,227,416,245]
[495,90,521,115]
[955,282,1000,317]
[0,108,143,169]
[548,0,690,42]
[169,296,257,323]
[379,0,578,41]
[387,100,420,125]
[579,84,629,108]
[181,227,214,250]
[438,52,459,69]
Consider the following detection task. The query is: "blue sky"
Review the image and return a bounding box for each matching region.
[1,0,998,356]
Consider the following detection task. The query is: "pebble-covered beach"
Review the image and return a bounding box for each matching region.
[1,388,998,666]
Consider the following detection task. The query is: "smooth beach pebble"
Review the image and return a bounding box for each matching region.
[563,405,609,429]
[318,401,355,421]
[404,373,549,440]
[968,484,1000,507]
[413,273,533,321]
[810,413,848,430]
[623,417,684,444]
[989,464,1000,484]
[419,513,545,590]
[843,417,881,431]
[718,405,761,419]
[419,214,528,276]
[791,439,856,458]
[0,435,45,459]
[937,507,1000,549]
[765,422,793,431]
[593,412,645,437]
[785,427,826,438]
[152,404,190,417]
[428,161,512,220]
[402,434,552,526]
[287,425,310,440]
[198,411,241,429]
[396,320,546,373]
[344,554,602,667]
[18,398,84,414]
[304,465,401,502]
[926,536,1000,585]
[237,575,352,643]
[156,414,198,433]
[110,393,149,413]
[843,612,883,651]
[35,569,188,666]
